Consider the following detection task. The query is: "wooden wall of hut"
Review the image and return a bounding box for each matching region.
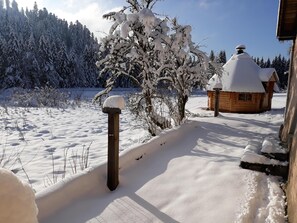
[261,80,276,111]
[207,91,268,113]
[281,35,297,223]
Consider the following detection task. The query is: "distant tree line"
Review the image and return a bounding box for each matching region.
[253,55,289,89]
[209,50,290,90]
[0,0,100,89]
[0,0,290,91]
[209,50,227,64]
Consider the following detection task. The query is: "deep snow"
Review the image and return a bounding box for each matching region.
[0,89,287,222]
[0,89,148,192]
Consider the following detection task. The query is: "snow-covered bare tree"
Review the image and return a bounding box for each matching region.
[156,18,213,124]
[96,0,219,135]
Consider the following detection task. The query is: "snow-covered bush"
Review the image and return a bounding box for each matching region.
[10,86,70,108]
[96,0,221,135]
[0,168,38,223]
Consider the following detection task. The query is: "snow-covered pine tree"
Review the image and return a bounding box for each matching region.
[0,0,3,11]
[11,0,18,13]
[5,0,9,10]
[0,2,100,89]
[265,58,271,68]
[209,50,215,62]
[260,57,265,67]
[96,0,217,135]
[217,50,226,64]
[38,35,60,87]
[0,36,6,84]
[22,32,40,88]
[54,41,71,87]
[271,55,289,89]
[83,44,99,87]
[4,31,24,87]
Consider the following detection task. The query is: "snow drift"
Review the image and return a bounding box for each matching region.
[0,168,38,223]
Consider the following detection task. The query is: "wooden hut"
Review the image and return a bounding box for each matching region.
[207,45,279,113]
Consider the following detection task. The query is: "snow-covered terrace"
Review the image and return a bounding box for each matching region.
[36,93,287,223]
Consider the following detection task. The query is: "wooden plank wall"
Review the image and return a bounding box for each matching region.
[230,93,262,113]
[284,35,297,223]
[207,91,267,113]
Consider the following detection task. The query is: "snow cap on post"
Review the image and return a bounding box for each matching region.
[213,79,223,90]
[103,95,125,114]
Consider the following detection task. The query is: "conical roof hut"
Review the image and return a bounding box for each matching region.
[207,45,278,113]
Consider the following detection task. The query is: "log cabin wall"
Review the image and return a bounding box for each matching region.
[262,80,275,111]
[207,91,232,112]
[282,37,297,223]
[207,91,266,113]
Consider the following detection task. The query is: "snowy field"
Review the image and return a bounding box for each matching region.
[0,88,149,192]
[0,89,287,222]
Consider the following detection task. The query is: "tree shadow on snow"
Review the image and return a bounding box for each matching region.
[42,115,281,223]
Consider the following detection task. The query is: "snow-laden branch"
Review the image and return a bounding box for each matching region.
[95,0,221,134]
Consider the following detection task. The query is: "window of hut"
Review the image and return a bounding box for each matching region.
[238,93,252,101]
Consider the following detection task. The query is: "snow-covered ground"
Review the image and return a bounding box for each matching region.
[0,89,287,222]
[0,88,148,192]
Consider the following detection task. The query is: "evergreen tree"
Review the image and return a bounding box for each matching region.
[4,31,24,87]
[259,57,263,67]
[265,58,271,68]
[0,0,4,15]
[11,0,18,12]
[54,41,71,87]
[209,50,215,62]
[217,50,226,64]
[0,0,100,89]
[271,54,289,89]
[83,44,99,86]
[5,0,9,9]
[0,36,6,82]
[22,32,40,87]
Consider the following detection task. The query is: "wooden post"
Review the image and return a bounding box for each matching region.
[102,107,121,191]
[213,88,222,117]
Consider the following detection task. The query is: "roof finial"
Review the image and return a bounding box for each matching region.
[235,44,246,54]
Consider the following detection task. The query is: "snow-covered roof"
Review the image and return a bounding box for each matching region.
[259,68,279,82]
[207,74,221,90]
[221,52,265,92]
[207,46,279,93]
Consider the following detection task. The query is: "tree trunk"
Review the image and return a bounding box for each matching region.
[177,95,188,124]
[144,90,171,135]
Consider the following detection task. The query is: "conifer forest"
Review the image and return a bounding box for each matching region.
[0,0,290,90]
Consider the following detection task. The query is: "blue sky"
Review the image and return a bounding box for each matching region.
[15,0,291,59]
[154,0,291,59]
